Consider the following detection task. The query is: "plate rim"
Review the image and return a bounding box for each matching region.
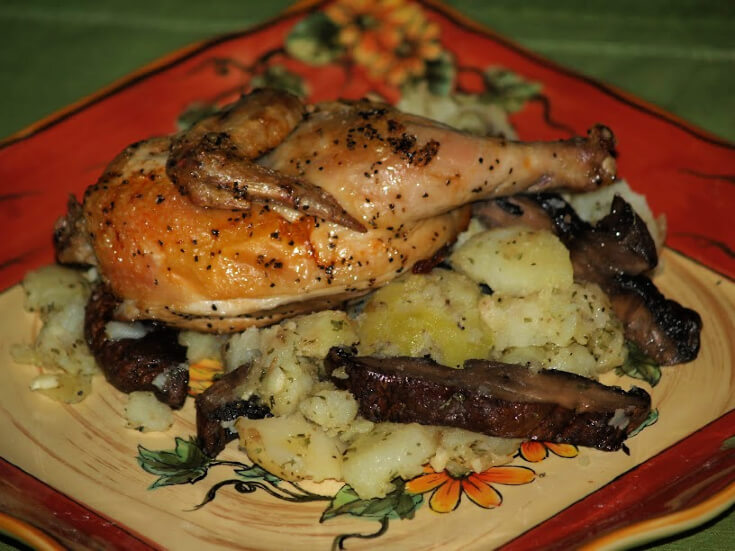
[0,510,65,551]
[585,483,735,550]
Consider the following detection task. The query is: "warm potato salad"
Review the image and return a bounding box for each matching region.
[218,221,625,497]
[11,265,99,403]
[16,193,637,499]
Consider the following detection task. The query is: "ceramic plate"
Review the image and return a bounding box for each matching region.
[1,1,733,549]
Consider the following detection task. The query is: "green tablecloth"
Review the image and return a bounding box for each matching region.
[0,0,732,549]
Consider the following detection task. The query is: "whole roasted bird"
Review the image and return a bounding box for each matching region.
[56,88,616,332]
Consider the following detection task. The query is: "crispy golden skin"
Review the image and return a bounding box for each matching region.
[83,137,469,331]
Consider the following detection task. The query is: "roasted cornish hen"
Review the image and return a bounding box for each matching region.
[51,88,703,458]
[57,88,616,332]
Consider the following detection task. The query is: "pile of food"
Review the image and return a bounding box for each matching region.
[13,88,701,500]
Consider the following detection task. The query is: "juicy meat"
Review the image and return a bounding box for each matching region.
[63,88,617,332]
[474,193,701,365]
[195,364,271,457]
[84,286,189,407]
[325,348,651,451]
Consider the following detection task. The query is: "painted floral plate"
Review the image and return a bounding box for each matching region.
[1,1,734,549]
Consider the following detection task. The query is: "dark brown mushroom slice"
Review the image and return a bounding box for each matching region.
[326,347,651,451]
[610,275,702,366]
[568,195,658,281]
[472,193,701,365]
[195,364,271,457]
[84,285,189,408]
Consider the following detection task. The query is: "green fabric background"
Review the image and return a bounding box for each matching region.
[0,1,732,549]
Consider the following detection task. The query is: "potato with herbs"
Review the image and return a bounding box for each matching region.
[451,227,625,377]
[11,265,99,403]
[451,226,573,295]
[357,270,493,367]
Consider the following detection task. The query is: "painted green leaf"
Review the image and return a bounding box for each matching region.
[423,51,455,96]
[481,68,542,113]
[251,65,308,98]
[721,436,735,450]
[321,479,423,523]
[628,408,659,438]
[137,436,211,489]
[235,464,282,485]
[394,492,420,518]
[616,341,662,387]
[285,12,343,66]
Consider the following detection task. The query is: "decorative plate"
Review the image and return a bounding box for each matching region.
[0,1,733,549]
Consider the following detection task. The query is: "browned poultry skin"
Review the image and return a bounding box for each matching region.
[167,89,366,232]
[263,97,616,229]
[77,89,617,331]
[83,136,469,331]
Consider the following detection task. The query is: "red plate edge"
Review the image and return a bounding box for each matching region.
[0,0,733,548]
[501,409,735,550]
[0,458,159,550]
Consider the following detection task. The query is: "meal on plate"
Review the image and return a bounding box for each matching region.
[13,88,701,499]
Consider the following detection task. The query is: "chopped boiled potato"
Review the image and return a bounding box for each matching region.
[13,268,98,382]
[482,281,625,377]
[224,327,261,370]
[480,282,620,350]
[298,386,359,431]
[237,413,343,482]
[453,217,488,249]
[125,391,173,432]
[253,324,316,416]
[357,270,493,367]
[451,226,573,295]
[105,321,150,340]
[21,264,91,313]
[479,287,579,349]
[34,303,98,375]
[336,417,375,444]
[430,428,519,476]
[231,310,360,416]
[499,344,597,377]
[341,423,439,498]
[587,325,627,373]
[293,310,358,359]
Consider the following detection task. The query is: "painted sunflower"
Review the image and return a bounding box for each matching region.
[406,464,536,513]
[187,358,224,396]
[518,441,579,462]
[325,0,443,86]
